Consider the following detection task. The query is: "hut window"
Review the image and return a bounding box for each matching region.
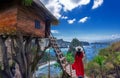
[35,20,40,29]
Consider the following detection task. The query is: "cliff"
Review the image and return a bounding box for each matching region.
[56,39,70,48]
[56,39,90,48]
[80,41,90,46]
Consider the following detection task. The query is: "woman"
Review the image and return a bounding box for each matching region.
[72,46,85,78]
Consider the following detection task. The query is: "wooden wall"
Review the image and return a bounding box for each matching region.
[0,6,17,34]
[0,3,48,37]
[17,6,45,37]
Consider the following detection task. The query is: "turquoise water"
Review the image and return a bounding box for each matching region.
[84,43,109,61]
[48,48,68,56]
[35,64,61,77]
[35,43,109,77]
[49,43,109,61]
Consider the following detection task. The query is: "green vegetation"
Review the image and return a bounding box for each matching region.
[54,52,74,68]
[85,41,120,78]
[68,38,82,56]
[53,52,74,78]
[65,52,74,64]
[22,0,33,6]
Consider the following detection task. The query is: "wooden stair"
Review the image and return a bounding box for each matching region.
[49,37,77,78]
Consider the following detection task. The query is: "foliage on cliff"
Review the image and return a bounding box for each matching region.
[85,41,120,78]
[68,38,82,56]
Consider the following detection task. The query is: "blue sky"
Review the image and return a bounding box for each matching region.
[41,0,120,42]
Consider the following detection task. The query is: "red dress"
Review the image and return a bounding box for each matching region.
[72,52,84,77]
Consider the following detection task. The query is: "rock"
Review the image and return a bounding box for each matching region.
[57,39,70,48]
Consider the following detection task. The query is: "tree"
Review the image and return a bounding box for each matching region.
[86,42,120,78]
[99,42,120,78]
[93,55,106,78]
[85,61,97,78]
[0,0,51,78]
[0,32,49,78]
[65,52,74,64]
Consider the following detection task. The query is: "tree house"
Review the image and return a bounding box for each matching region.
[0,0,78,78]
[0,0,58,37]
[0,0,59,78]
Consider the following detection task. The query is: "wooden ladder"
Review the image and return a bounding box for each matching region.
[49,36,77,78]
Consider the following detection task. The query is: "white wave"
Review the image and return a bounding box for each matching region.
[38,61,56,70]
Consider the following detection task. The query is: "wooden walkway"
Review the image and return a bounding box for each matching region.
[49,37,77,78]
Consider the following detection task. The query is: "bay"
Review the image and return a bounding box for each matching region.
[35,43,109,77]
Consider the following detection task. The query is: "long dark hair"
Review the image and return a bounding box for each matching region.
[76,48,82,56]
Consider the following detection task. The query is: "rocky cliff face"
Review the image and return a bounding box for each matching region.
[56,39,90,48]
[81,41,90,46]
[56,39,70,48]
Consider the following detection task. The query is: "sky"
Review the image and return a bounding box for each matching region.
[40,0,120,42]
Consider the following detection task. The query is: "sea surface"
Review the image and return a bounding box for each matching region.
[35,43,109,77]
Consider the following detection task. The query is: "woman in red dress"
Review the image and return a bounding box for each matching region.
[72,47,85,78]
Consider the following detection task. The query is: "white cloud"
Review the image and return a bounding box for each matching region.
[111,34,120,39]
[59,0,90,11]
[40,0,90,19]
[79,34,120,42]
[51,30,59,34]
[40,0,103,19]
[67,18,76,24]
[92,0,104,9]
[78,17,89,23]
[61,16,68,19]
[40,0,62,19]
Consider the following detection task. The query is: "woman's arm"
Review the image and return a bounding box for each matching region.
[82,51,85,57]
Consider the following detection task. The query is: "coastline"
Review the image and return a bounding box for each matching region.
[38,61,56,69]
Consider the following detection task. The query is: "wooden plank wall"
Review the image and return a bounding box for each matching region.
[0,6,17,34]
[17,6,45,37]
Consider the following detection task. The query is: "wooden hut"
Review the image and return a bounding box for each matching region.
[0,1,58,77]
[0,0,58,37]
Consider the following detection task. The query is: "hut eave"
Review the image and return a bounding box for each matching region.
[33,0,59,26]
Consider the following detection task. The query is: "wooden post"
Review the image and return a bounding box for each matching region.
[45,20,51,38]
[48,48,50,78]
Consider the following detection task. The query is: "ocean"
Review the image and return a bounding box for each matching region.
[35,43,109,77]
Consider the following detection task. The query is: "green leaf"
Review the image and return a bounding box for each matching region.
[65,52,74,64]
[22,0,33,6]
